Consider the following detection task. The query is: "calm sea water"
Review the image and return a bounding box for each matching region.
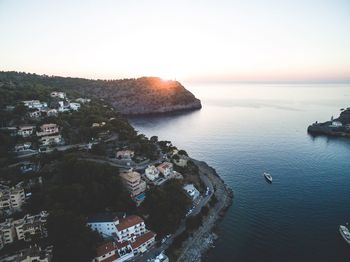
[129,83,350,262]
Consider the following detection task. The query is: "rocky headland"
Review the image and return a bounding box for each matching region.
[0,71,202,115]
[307,107,350,137]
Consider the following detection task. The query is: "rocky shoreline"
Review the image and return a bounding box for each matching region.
[176,160,233,262]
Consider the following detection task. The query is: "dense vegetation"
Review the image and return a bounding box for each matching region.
[0,71,201,115]
[140,180,191,237]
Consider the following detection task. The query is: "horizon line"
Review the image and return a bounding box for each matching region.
[1,70,350,85]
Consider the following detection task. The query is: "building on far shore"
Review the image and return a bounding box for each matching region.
[329,121,343,128]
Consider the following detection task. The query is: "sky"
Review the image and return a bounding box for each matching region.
[0,0,349,82]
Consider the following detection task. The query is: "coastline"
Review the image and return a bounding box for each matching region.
[175,159,233,262]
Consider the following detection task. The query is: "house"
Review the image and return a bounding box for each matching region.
[0,245,53,261]
[69,102,81,111]
[92,122,106,128]
[130,231,156,255]
[329,121,343,128]
[87,212,125,238]
[0,184,25,213]
[39,135,62,146]
[116,150,134,160]
[17,125,36,137]
[14,211,48,242]
[28,109,41,118]
[36,124,59,137]
[58,100,70,112]
[183,184,200,200]
[46,109,58,117]
[93,241,133,262]
[120,170,146,197]
[22,100,48,110]
[144,165,159,181]
[50,91,66,99]
[76,98,91,103]
[92,215,156,262]
[0,219,16,248]
[14,142,32,153]
[157,162,173,177]
[19,161,38,174]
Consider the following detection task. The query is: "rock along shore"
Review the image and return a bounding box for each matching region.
[176,159,233,262]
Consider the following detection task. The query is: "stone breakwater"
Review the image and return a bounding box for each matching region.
[176,160,234,262]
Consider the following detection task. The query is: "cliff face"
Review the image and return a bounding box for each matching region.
[0,72,202,115]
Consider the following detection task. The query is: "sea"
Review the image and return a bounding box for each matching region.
[129,83,350,262]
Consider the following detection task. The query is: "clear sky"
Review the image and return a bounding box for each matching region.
[0,0,349,82]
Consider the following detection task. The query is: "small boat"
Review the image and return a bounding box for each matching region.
[339,225,350,245]
[263,172,272,183]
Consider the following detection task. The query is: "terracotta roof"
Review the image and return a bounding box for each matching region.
[157,162,172,170]
[131,231,156,249]
[115,241,130,249]
[96,241,115,257]
[116,215,144,231]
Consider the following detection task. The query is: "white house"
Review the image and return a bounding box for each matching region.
[183,184,200,200]
[17,125,36,137]
[46,109,58,117]
[14,211,48,241]
[39,135,62,146]
[92,214,156,262]
[22,100,47,110]
[14,142,32,153]
[28,109,41,118]
[144,165,160,181]
[330,121,343,128]
[87,212,124,238]
[0,219,16,247]
[58,101,70,112]
[50,91,66,99]
[0,184,25,213]
[36,124,59,137]
[157,162,173,177]
[69,102,81,111]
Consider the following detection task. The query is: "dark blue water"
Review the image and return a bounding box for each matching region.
[129,83,350,262]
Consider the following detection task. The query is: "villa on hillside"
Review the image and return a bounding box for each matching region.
[39,135,62,146]
[0,184,25,214]
[36,124,59,137]
[157,162,173,177]
[144,165,160,181]
[50,91,66,99]
[116,150,134,160]
[17,125,36,137]
[90,214,156,262]
[22,100,48,110]
[120,170,146,198]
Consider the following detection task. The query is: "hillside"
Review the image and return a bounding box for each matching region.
[0,71,201,115]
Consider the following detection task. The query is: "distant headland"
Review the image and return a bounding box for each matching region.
[0,71,202,115]
[307,107,350,138]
